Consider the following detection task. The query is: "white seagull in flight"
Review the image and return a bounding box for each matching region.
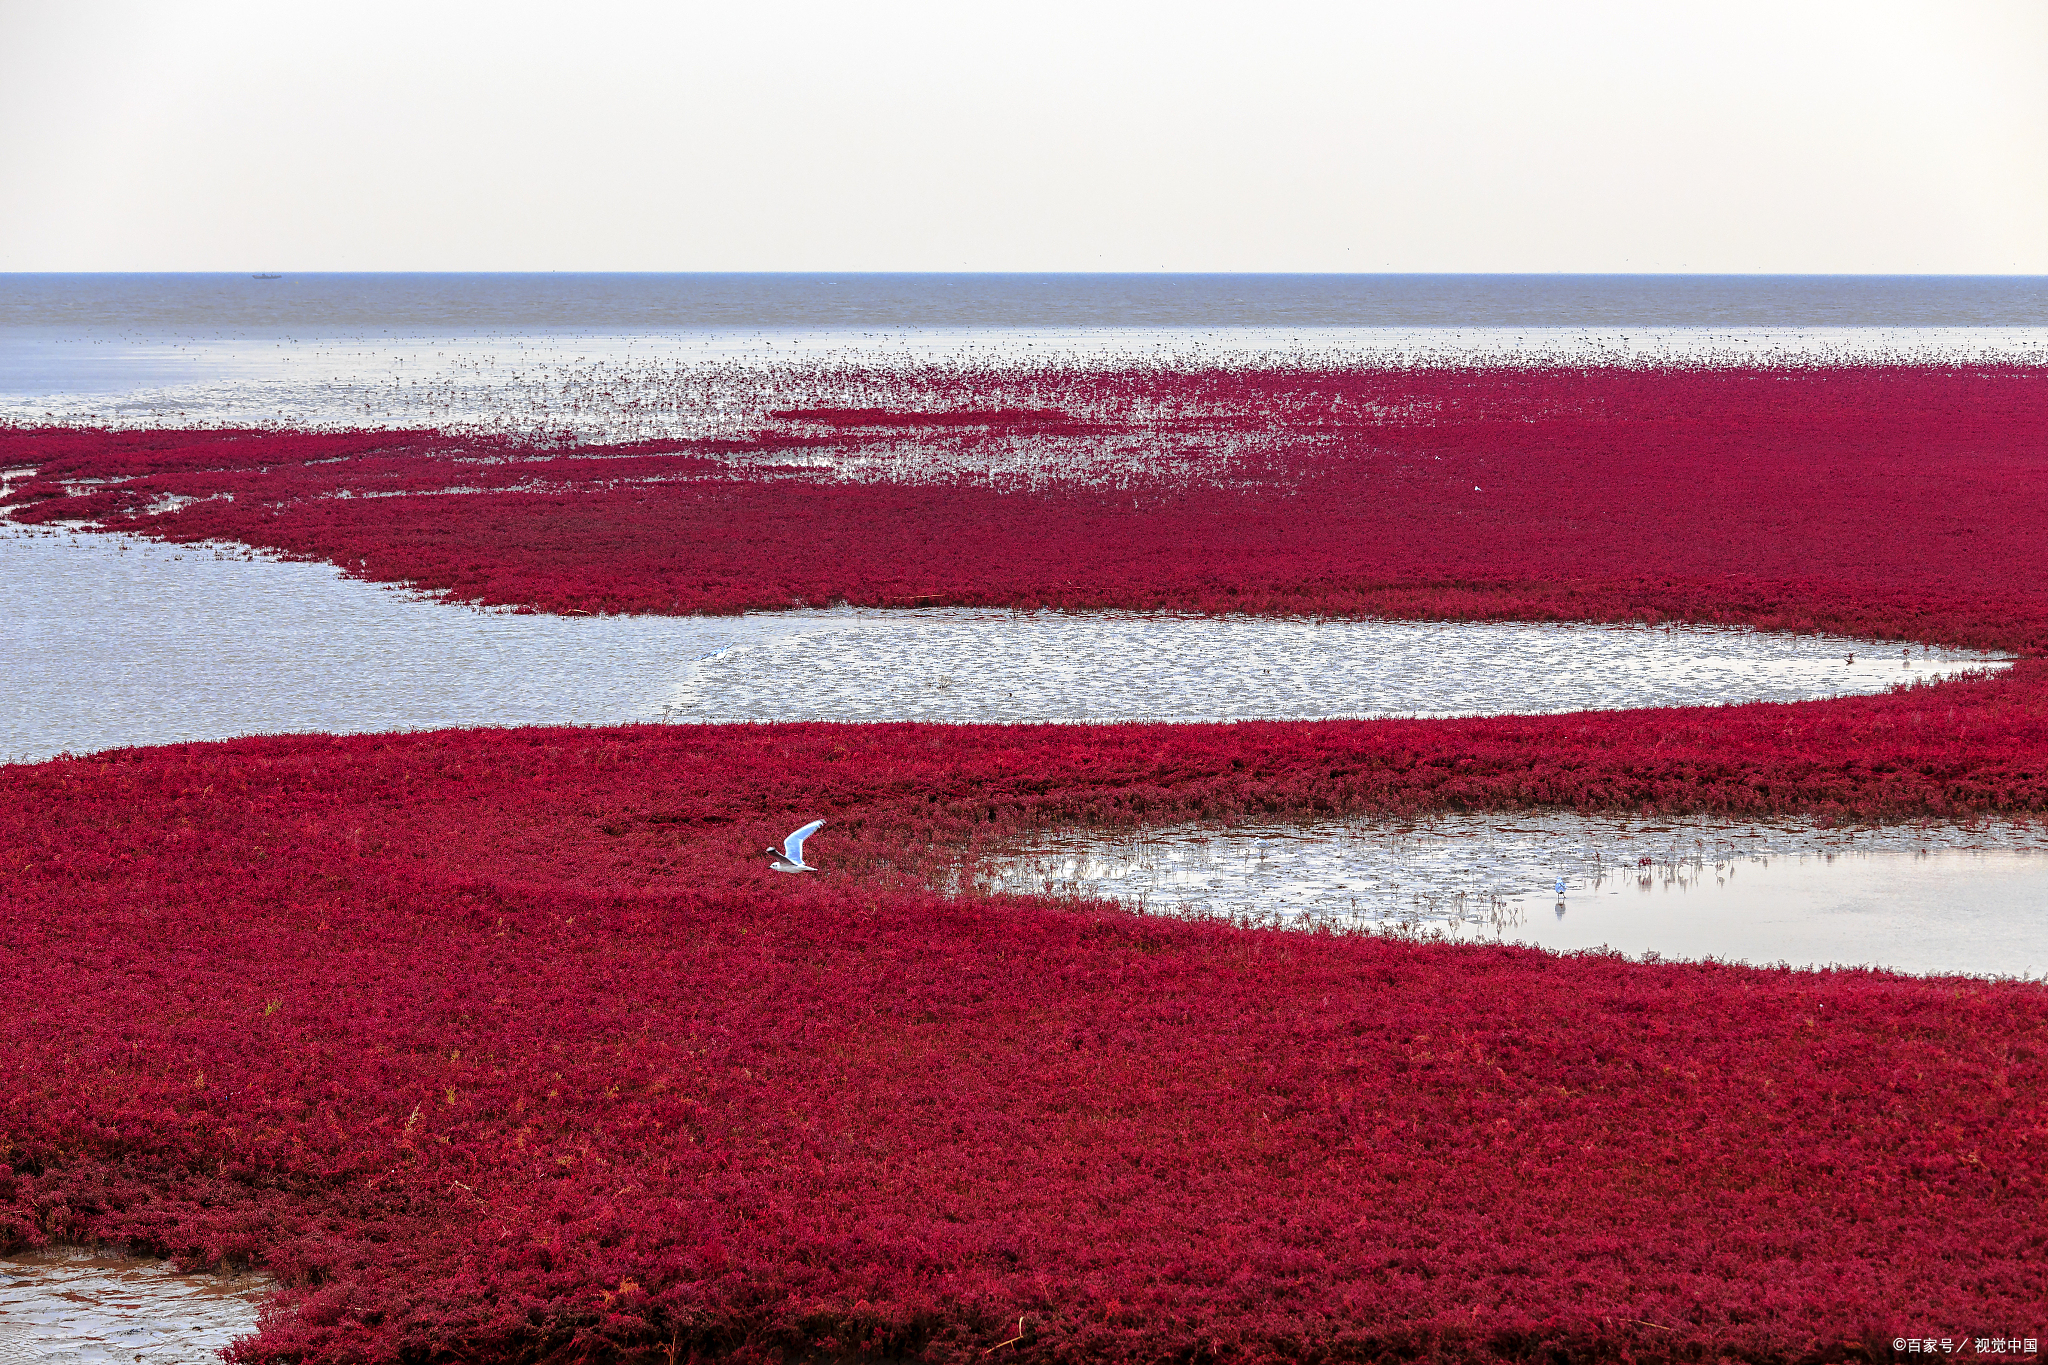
[767,820,826,873]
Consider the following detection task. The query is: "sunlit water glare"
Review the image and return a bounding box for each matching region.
[975,813,2048,978]
[8,325,2048,443]
[1,524,2005,764]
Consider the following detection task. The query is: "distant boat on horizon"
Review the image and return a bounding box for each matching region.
[251,273,282,280]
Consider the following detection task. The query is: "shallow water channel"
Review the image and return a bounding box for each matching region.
[978,812,2048,978]
[0,524,2006,763]
[0,1247,270,1364]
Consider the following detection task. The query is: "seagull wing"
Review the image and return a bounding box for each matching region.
[783,819,826,864]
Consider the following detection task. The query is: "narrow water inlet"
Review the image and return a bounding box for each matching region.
[1,523,2008,763]
[974,813,2048,978]
[0,1246,272,1363]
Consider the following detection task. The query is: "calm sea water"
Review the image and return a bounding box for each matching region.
[5,274,2046,432]
[5,272,2048,331]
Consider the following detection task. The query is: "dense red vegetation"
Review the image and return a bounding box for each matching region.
[7,363,2048,1361]
[5,670,2048,1363]
[7,363,2048,652]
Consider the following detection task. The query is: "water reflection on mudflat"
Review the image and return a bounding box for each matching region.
[1,524,2006,764]
[0,1246,272,1364]
[977,813,2048,978]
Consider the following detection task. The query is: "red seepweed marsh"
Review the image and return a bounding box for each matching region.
[3,360,2047,1363]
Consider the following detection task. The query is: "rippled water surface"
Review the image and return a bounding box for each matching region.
[1,524,2005,763]
[7,325,2048,440]
[980,813,2048,977]
[0,1247,271,1364]
[6,270,2048,444]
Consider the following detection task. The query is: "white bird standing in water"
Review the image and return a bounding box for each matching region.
[767,820,825,873]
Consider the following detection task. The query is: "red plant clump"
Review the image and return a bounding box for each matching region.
[768,407,1090,430]
[7,364,2048,651]
[5,671,2048,1363]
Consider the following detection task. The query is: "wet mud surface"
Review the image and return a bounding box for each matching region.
[0,1247,272,1364]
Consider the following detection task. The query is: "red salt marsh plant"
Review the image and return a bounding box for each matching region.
[7,362,2048,1361]
[8,362,2048,651]
[4,668,2048,1364]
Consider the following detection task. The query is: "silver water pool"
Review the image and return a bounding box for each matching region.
[977,812,2048,978]
[0,524,2004,763]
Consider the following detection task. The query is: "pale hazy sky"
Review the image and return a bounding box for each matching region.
[2,0,2043,273]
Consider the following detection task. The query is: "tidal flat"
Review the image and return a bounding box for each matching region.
[5,285,2048,1359]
